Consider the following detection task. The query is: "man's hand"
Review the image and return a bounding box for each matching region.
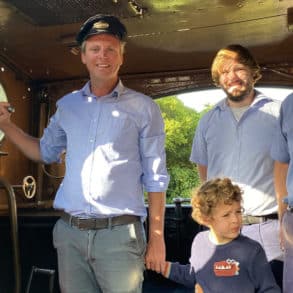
[0,102,13,127]
[145,234,166,273]
[146,191,166,273]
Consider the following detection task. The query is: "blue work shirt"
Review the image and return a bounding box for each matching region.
[271,93,293,206]
[190,92,280,216]
[40,81,169,217]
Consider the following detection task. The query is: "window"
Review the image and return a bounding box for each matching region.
[178,87,292,111]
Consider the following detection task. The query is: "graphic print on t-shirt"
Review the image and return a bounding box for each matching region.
[213,259,240,276]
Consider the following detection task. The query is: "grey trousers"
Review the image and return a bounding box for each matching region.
[282,211,293,293]
[241,219,283,262]
[53,218,146,293]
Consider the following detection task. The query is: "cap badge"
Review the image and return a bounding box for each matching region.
[93,21,109,29]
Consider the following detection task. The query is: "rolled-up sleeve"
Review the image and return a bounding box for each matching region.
[40,108,67,164]
[190,118,208,165]
[271,100,290,163]
[139,103,169,192]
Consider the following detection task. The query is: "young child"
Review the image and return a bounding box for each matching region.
[161,178,280,293]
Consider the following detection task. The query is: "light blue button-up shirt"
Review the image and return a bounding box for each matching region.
[190,92,280,216]
[271,93,293,206]
[40,81,169,217]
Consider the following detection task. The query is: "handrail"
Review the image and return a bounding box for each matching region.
[172,197,191,262]
[0,177,21,293]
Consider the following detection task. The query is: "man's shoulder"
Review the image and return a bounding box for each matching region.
[249,92,281,120]
[121,86,161,116]
[198,100,225,124]
[256,92,281,107]
[122,86,153,103]
[56,89,81,105]
[258,97,281,118]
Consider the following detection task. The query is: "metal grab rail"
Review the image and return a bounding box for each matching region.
[0,177,21,293]
[172,197,191,261]
[25,266,55,293]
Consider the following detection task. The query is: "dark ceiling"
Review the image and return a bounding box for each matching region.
[0,0,293,84]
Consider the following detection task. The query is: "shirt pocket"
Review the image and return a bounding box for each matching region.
[98,109,137,143]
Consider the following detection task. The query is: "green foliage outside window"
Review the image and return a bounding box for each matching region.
[155,96,210,204]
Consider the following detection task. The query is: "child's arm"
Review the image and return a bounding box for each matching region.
[162,261,196,288]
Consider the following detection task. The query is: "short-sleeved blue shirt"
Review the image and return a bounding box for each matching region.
[190,92,281,216]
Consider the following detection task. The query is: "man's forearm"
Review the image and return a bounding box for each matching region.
[145,191,166,273]
[197,164,207,182]
[274,161,289,221]
[1,122,42,162]
[147,192,165,239]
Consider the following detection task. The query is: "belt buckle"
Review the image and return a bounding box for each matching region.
[76,217,94,230]
[242,215,263,225]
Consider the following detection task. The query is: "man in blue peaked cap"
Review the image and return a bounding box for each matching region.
[0,14,169,293]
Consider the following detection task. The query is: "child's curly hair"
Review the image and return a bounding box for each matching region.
[191,177,243,225]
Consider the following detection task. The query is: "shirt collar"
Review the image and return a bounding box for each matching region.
[251,90,273,106]
[215,90,273,111]
[81,80,125,101]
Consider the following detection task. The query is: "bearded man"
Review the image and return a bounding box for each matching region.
[190,44,283,288]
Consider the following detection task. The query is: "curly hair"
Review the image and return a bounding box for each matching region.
[211,44,262,87]
[191,177,242,225]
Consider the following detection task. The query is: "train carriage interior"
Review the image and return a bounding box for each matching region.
[0,0,293,292]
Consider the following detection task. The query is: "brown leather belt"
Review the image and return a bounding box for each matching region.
[60,212,140,230]
[242,213,278,225]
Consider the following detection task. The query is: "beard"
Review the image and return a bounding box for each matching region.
[223,82,254,103]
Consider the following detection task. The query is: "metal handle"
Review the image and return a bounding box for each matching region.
[25,266,55,293]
